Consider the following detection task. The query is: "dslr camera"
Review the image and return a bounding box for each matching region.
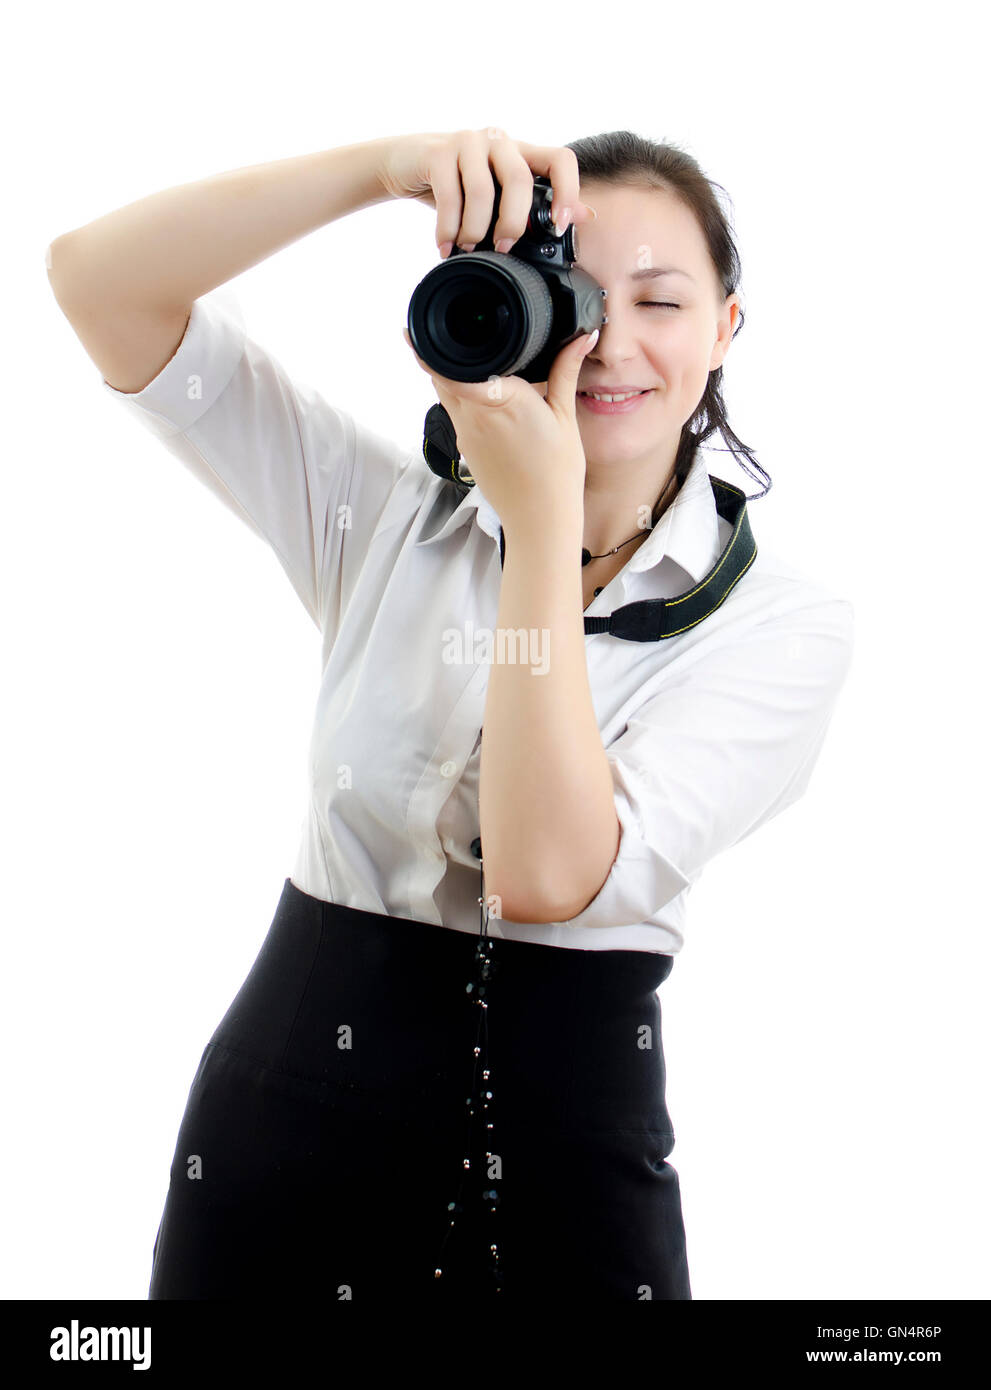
[406,175,606,384]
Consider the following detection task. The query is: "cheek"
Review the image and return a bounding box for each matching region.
[648,324,693,371]
[669,328,714,384]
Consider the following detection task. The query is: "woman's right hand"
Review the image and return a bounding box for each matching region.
[375,126,596,259]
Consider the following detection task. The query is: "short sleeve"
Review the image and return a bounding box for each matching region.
[550,596,856,931]
[100,291,418,633]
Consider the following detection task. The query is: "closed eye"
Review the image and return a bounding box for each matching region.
[641,302,681,310]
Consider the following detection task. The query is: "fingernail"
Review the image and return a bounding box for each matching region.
[495,237,514,254]
[553,207,572,237]
[438,241,453,258]
[586,329,599,350]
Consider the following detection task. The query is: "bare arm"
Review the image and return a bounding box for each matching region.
[480,510,621,925]
[45,139,395,392]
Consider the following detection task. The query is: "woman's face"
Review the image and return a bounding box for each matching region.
[540,179,740,472]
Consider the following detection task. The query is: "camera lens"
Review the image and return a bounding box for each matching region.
[444,283,511,349]
[407,252,553,382]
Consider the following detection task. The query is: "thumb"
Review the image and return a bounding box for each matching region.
[546,329,600,414]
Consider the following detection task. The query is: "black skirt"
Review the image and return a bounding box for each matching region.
[147,877,691,1301]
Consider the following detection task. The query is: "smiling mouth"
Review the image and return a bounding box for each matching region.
[578,389,653,400]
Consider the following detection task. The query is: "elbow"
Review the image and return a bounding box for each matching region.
[489,879,580,927]
[506,887,599,927]
[487,818,622,927]
[542,817,621,924]
[498,860,618,928]
[46,230,103,314]
[493,890,563,927]
[45,233,78,306]
[540,885,601,926]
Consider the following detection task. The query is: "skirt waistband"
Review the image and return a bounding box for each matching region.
[206,876,676,1135]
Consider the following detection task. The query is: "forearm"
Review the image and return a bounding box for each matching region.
[46,138,394,315]
[479,512,621,925]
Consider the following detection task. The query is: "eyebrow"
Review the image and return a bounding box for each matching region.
[629,267,696,283]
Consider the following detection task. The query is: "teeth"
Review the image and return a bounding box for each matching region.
[581,390,646,402]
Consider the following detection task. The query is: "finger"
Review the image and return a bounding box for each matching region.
[513,141,584,233]
[429,139,467,258]
[488,138,537,252]
[546,329,599,414]
[455,129,497,250]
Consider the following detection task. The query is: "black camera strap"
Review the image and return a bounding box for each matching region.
[422,401,757,643]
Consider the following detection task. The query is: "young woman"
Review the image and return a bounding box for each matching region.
[47,126,855,1302]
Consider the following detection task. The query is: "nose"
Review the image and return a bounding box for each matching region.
[587,302,637,367]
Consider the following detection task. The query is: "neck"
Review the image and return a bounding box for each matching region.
[582,456,681,558]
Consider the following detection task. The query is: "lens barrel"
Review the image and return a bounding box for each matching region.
[407,251,553,383]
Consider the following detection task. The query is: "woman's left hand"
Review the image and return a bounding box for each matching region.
[403,327,599,533]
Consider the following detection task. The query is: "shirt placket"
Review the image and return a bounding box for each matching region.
[406,660,489,924]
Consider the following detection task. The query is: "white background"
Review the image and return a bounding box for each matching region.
[3,0,987,1301]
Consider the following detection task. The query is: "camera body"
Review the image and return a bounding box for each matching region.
[407,175,606,384]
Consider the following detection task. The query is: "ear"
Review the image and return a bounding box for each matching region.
[710,292,741,371]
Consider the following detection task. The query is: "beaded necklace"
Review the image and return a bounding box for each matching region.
[432,836,503,1292]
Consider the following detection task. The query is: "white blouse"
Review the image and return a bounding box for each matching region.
[101,291,855,955]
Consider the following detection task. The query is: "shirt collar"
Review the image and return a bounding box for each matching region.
[624,447,721,582]
[414,447,721,584]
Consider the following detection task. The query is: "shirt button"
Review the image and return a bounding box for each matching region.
[440,760,458,777]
